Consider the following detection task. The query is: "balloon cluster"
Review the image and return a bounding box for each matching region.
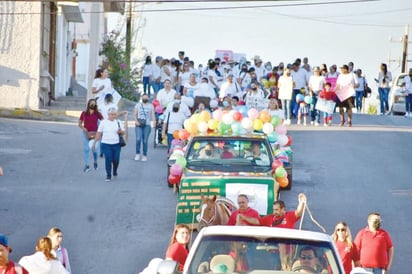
[272,160,289,187]
[168,140,187,185]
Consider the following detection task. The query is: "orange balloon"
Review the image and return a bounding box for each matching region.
[276,176,289,188]
[259,110,271,123]
[173,130,180,139]
[178,129,190,140]
[199,110,211,122]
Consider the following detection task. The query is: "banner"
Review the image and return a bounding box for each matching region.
[335,84,354,102]
[315,98,336,114]
[245,97,269,111]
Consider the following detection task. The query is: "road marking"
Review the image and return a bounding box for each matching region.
[391,189,412,196]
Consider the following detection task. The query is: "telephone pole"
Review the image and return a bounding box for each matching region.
[401,24,409,73]
[125,1,132,78]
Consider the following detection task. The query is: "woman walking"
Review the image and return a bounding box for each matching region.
[332,222,360,274]
[93,107,125,182]
[142,56,153,96]
[91,68,112,101]
[79,99,103,172]
[377,63,392,115]
[134,94,155,161]
[47,227,71,273]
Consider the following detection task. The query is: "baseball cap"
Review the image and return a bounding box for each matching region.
[286,63,293,69]
[340,64,349,70]
[0,234,11,252]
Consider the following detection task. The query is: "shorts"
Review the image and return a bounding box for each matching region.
[337,96,354,109]
[298,105,308,114]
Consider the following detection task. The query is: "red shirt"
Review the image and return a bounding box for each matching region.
[259,211,299,229]
[354,227,393,269]
[0,261,29,274]
[227,207,260,226]
[79,111,103,132]
[335,241,360,274]
[165,243,188,271]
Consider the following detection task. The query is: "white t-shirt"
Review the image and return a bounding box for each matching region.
[355,75,367,92]
[219,81,241,99]
[180,71,191,87]
[291,68,308,90]
[309,75,326,94]
[160,65,172,82]
[184,82,199,98]
[92,78,112,99]
[19,252,69,274]
[100,102,118,120]
[98,119,124,144]
[156,88,177,108]
[404,75,412,94]
[143,64,153,77]
[194,83,216,100]
[165,101,191,119]
[336,73,358,96]
[152,64,161,82]
[278,75,294,100]
[164,111,186,134]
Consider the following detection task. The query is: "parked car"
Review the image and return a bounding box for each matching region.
[169,133,292,230]
[389,73,407,115]
[158,225,345,274]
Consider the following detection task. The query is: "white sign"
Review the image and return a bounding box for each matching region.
[315,98,336,114]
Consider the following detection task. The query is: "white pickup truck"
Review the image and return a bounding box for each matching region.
[157,225,345,274]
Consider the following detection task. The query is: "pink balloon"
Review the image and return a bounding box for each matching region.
[212,109,223,121]
[248,108,259,120]
[275,125,287,135]
[170,163,183,176]
[155,105,164,114]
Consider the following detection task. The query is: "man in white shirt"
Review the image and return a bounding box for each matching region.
[403,68,412,117]
[291,62,309,118]
[156,79,177,109]
[165,93,191,119]
[152,56,163,93]
[219,74,242,100]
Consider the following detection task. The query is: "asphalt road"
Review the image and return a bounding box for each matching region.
[0,113,411,274]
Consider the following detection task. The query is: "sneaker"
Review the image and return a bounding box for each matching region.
[286,119,291,125]
[310,121,314,125]
[323,123,328,127]
[315,122,320,127]
[141,156,147,162]
[105,176,111,182]
[93,162,98,170]
[303,122,307,126]
[297,120,301,125]
[83,165,91,172]
[134,154,140,161]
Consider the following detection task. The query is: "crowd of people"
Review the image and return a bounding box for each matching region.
[0,227,71,274]
[162,193,393,274]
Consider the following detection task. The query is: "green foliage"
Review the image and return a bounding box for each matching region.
[99,31,140,102]
[367,104,377,115]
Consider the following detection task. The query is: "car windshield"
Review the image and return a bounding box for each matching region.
[396,74,406,87]
[186,138,272,172]
[188,235,342,274]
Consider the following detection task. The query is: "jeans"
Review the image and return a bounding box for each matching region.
[135,125,151,156]
[378,87,390,114]
[152,82,163,94]
[167,133,174,152]
[101,143,121,178]
[363,267,384,274]
[405,94,412,113]
[291,89,300,118]
[82,132,98,166]
[355,91,364,111]
[310,95,320,123]
[143,76,151,96]
[281,99,291,120]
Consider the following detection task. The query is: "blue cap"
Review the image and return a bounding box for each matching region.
[0,234,10,252]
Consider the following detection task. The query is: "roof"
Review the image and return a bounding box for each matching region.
[197,226,332,243]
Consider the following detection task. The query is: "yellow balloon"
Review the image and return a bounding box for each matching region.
[189,122,198,135]
[253,119,264,131]
[208,119,218,130]
[199,110,211,122]
[191,113,200,124]
[183,119,192,130]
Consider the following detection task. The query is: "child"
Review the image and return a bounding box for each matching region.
[320,82,336,126]
[267,98,285,121]
[296,94,308,126]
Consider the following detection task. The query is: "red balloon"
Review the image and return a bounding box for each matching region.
[178,129,190,140]
[286,135,293,146]
[152,99,160,107]
[168,174,181,185]
[233,111,243,122]
[272,159,284,170]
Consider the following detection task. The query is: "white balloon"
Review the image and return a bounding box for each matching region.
[197,121,208,133]
[241,117,252,129]
[277,134,288,147]
[262,123,274,134]
[222,113,234,125]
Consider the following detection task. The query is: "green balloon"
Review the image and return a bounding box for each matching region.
[268,132,278,143]
[275,167,286,178]
[175,156,187,168]
[271,116,280,127]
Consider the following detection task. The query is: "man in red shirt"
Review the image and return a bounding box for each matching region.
[354,212,394,274]
[0,234,28,274]
[227,194,259,226]
[258,193,307,228]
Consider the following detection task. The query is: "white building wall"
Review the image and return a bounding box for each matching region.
[0,2,42,110]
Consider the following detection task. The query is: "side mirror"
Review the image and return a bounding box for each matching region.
[157,260,179,274]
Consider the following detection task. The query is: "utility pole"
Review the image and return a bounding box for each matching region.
[401,24,409,73]
[125,1,132,78]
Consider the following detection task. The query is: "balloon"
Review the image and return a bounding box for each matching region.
[253,119,263,131]
[267,131,278,143]
[275,166,287,178]
[218,122,230,134]
[304,95,313,104]
[190,113,200,124]
[152,99,160,107]
[199,110,211,122]
[275,125,287,135]
[231,122,242,135]
[296,94,304,103]
[222,113,234,125]
[155,105,164,114]
[262,123,274,135]
[172,130,180,139]
[197,121,208,134]
[208,119,219,130]
[212,109,223,121]
[171,148,185,157]
[188,123,198,136]
[286,135,293,146]
[238,105,248,116]
[168,174,181,185]
[169,152,183,160]
[277,134,288,147]
[270,116,281,127]
[175,156,187,168]
[171,139,182,148]
[241,117,252,130]
[272,159,284,170]
[183,119,192,130]
[248,108,259,120]
[170,163,183,176]
[259,110,271,123]
[233,111,243,122]
[276,176,289,188]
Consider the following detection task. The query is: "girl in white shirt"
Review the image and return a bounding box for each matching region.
[91,68,112,100]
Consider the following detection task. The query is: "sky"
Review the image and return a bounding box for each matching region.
[111,0,412,83]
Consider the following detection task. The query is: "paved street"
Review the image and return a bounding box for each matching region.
[1,114,411,273]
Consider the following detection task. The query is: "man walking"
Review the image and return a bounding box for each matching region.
[354,212,394,274]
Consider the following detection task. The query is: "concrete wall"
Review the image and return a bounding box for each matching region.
[0,2,42,110]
